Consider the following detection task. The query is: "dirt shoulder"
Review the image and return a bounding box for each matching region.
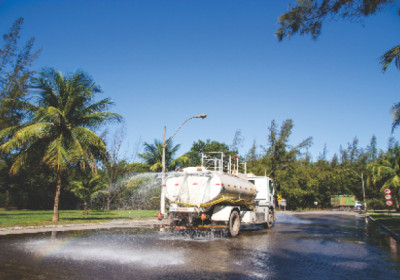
[0,218,159,236]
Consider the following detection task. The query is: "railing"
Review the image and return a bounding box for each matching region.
[201,152,247,176]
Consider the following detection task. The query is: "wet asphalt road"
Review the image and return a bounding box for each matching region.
[0,212,399,280]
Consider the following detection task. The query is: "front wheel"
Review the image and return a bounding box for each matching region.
[228,210,241,237]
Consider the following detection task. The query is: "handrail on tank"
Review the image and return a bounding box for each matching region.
[201,152,247,176]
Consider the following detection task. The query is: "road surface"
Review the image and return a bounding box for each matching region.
[0,211,399,279]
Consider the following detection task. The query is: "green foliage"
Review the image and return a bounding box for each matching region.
[139,139,188,171]
[380,44,400,72]
[1,69,122,173]
[184,139,231,167]
[367,198,386,209]
[129,162,150,173]
[276,1,399,73]
[368,144,400,209]
[391,102,400,132]
[276,0,393,41]
[0,17,41,131]
[69,170,107,214]
[243,119,392,210]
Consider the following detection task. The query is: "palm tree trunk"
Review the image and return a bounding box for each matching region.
[52,169,62,222]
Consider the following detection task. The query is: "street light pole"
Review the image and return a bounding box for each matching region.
[160,114,207,215]
[361,172,366,209]
[161,126,166,215]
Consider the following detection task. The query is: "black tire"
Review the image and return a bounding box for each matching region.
[263,208,275,229]
[228,210,241,237]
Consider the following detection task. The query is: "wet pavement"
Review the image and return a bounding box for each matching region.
[0,212,399,279]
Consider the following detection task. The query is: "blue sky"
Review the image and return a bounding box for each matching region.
[1,0,399,160]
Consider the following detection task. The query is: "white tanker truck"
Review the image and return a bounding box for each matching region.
[155,153,276,237]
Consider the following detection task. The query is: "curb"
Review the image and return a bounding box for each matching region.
[367,215,400,242]
[0,218,158,236]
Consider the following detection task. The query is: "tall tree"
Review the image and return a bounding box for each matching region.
[184,139,231,167]
[0,68,121,221]
[366,135,378,161]
[0,17,41,130]
[102,127,132,210]
[230,129,244,154]
[263,119,312,179]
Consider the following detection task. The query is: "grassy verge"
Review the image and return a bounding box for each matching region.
[0,210,158,228]
[370,213,400,235]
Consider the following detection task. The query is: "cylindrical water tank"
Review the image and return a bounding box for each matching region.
[165,168,256,206]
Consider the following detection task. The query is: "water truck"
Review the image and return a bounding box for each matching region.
[155,153,276,237]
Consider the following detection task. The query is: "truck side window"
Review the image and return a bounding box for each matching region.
[248,180,255,185]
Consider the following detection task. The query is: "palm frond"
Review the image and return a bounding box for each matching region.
[79,98,114,115]
[75,112,122,128]
[380,44,400,72]
[0,98,38,114]
[150,162,162,172]
[0,122,53,153]
[42,135,69,169]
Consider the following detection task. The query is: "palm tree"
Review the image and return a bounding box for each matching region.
[368,145,400,210]
[139,139,188,172]
[0,68,121,221]
[70,170,106,215]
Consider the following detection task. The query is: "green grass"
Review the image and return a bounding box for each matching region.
[0,209,158,228]
[370,213,400,234]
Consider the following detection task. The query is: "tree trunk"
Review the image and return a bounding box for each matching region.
[106,194,111,211]
[83,198,88,215]
[52,169,62,222]
[5,190,9,209]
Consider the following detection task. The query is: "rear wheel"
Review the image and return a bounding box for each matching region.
[228,210,241,237]
[263,208,275,229]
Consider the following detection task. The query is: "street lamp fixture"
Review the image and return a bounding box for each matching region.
[160,114,207,215]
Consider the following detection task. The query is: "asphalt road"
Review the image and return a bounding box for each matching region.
[0,212,399,279]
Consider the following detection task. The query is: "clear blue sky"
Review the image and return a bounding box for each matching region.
[1,0,399,160]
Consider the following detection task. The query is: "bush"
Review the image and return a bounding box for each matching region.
[366,198,386,210]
